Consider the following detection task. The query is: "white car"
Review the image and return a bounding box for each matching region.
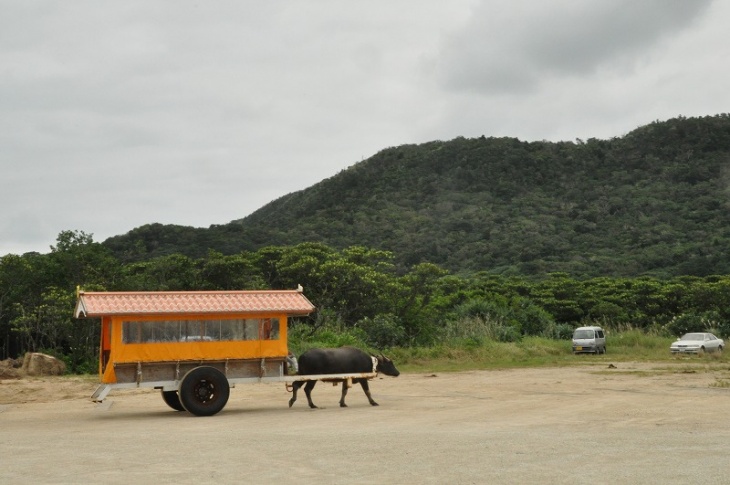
[670,332,724,354]
[572,326,606,354]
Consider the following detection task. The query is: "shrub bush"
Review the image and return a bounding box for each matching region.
[356,314,407,349]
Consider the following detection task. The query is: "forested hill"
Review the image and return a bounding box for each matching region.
[103,114,730,277]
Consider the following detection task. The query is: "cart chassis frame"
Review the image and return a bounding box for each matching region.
[91,357,376,403]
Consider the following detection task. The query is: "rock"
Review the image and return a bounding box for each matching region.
[21,353,66,376]
[0,359,22,379]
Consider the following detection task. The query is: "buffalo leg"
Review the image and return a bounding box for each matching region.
[339,380,349,407]
[358,379,378,406]
[289,381,303,407]
[303,380,318,408]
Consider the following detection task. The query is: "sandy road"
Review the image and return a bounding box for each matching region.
[2,362,729,484]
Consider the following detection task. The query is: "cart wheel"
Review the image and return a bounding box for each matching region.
[179,366,230,416]
[161,390,185,411]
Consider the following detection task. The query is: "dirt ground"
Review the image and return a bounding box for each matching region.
[2,361,730,484]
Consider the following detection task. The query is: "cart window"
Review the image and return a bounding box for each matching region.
[219,319,242,340]
[261,318,280,340]
[122,321,141,343]
[244,319,259,340]
[122,317,280,343]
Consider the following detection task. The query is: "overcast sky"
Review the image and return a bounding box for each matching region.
[2,0,728,256]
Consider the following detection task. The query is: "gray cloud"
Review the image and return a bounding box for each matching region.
[437,0,714,95]
[1,0,728,256]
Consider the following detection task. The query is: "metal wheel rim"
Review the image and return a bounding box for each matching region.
[193,379,217,403]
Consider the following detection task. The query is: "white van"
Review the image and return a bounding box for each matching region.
[572,326,606,354]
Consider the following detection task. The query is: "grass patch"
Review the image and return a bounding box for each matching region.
[385,333,729,373]
[710,379,730,388]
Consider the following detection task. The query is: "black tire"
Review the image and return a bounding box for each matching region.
[161,390,185,411]
[179,366,230,416]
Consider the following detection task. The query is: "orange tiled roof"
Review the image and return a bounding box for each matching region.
[74,289,315,318]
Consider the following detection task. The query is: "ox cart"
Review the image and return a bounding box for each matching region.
[74,288,378,416]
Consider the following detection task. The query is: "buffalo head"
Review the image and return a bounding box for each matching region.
[376,354,400,377]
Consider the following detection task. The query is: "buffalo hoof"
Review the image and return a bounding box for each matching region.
[340,402,348,407]
[370,402,379,406]
[288,399,295,408]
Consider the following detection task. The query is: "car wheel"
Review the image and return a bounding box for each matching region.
[717,345,723,353]
[161,390,185,411]
[179,366,230,416]
[699,346,705,355]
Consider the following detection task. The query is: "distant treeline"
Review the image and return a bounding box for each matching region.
[2,231,729,371]
[104,114,730,277]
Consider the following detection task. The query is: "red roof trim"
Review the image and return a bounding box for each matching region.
[74,289,315,318]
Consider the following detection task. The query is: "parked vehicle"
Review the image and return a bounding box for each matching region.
[572,326,606,354]
[670,332,724,354]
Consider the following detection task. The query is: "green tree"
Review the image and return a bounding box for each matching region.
[50,230,121,290]
[11,287,74,355]
[390,263,449,344]
[198,250,266,290]
[119,254,200,290]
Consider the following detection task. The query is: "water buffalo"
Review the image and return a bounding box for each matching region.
[288,347,400,408]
